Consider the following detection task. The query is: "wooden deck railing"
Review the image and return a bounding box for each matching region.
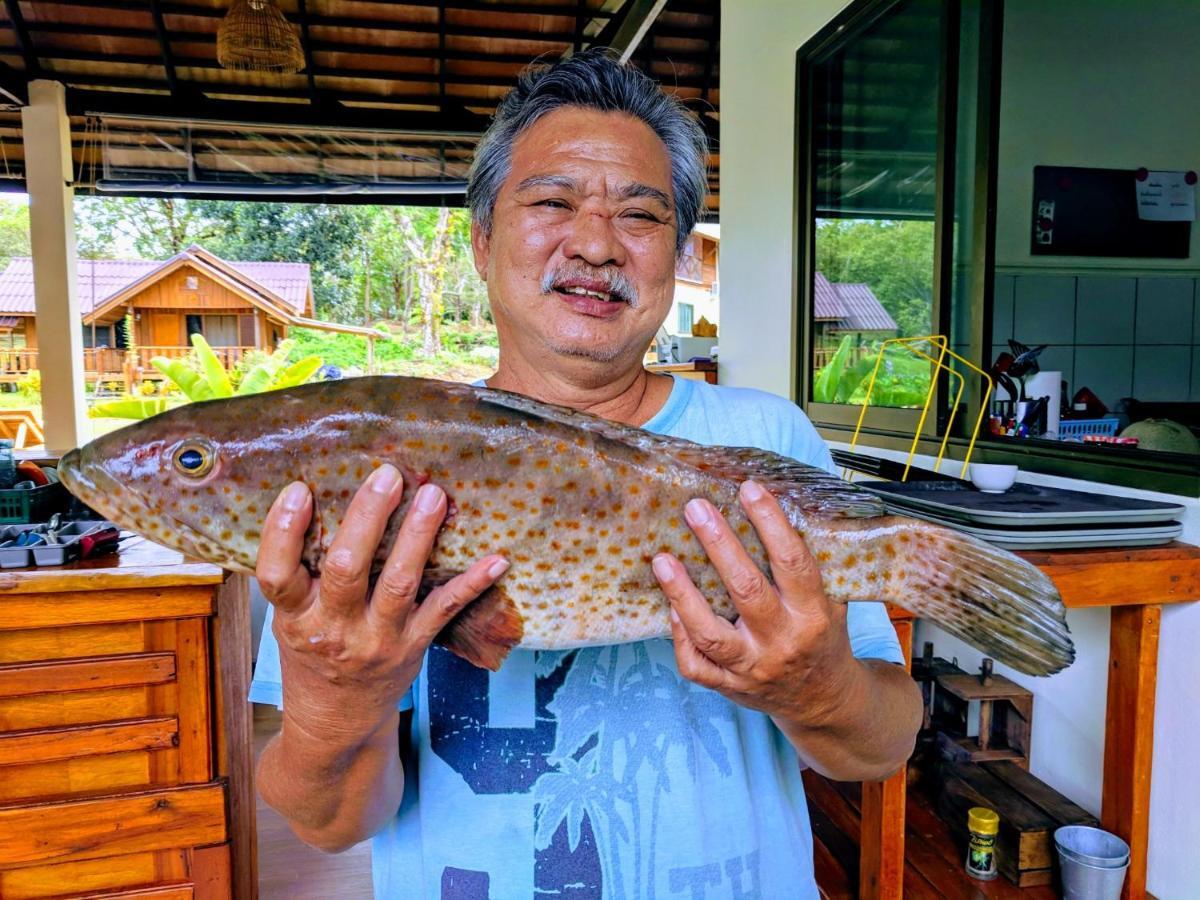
[0,346,257,383]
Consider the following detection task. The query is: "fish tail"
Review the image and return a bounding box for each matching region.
[827,516,1074,676]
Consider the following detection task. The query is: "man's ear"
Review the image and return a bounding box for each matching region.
[470,219,490,282]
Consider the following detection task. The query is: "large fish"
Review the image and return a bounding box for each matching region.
[58,376,1074,676]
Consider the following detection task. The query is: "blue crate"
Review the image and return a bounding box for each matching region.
[1058,417,1120,439]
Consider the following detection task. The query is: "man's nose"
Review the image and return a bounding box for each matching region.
[562,209,627,267]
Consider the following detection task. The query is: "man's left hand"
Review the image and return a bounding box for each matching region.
[650,479,861,728]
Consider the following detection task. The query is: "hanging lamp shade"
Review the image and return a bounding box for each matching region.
[217,0,305,74]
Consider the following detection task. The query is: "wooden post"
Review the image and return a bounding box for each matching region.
[859,613,913,900]
[213,573,257,900]
[21,80,86,452]
[1101,604,1161,900]
[366,334,376,375]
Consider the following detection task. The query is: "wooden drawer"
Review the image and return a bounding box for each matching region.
[0,784,227,869]
[0,834,231,899]
[0,619,213,804]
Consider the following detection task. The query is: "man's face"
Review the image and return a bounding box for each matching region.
[472,106,679,368]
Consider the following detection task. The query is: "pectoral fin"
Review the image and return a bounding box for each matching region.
[424,570,524,671]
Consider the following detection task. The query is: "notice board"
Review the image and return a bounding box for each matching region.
[1030,165,1191,258]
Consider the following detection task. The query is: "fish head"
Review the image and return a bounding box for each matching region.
[59,399,283,574]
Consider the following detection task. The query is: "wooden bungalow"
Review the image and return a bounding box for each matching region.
[0,244,317,382]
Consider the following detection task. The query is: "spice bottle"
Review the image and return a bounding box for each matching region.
[966,807,999,880]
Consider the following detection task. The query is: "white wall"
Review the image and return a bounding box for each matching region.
[720,2,1200,896]
[996,0,1200,273]
[719,0,854,400]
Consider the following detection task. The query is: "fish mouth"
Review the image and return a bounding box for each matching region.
[58,446,250,572]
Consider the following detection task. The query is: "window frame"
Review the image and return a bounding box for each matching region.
[794,0,1200,497]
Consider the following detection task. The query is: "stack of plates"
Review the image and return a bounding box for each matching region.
[859,480,1185,550]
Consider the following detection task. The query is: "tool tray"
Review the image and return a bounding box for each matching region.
[0,520,119,568]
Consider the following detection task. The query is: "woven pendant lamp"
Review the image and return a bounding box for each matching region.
[217,0,305,73]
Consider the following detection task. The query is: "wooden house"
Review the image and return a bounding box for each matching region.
[0,244,315,380]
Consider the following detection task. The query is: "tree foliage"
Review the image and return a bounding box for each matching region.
[815,219,935,337]
[0,198,30,271]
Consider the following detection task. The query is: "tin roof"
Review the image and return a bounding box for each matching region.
[811,273,898,333]
[0,249,311,317]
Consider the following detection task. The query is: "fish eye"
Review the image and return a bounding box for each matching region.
[173,441,215,478]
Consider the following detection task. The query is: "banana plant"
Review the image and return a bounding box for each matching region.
[89,334,323,419]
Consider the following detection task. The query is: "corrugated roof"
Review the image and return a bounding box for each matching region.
[813,271,844,320]
[0,251,311,317]
[833,283,898,332]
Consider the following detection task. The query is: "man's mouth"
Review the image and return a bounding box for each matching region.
[558,284,619,303]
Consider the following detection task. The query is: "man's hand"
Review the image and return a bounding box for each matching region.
[651,479,921,781]
[253,463,508,849]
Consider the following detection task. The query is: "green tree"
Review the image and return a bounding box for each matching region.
[202,201,372,323]
[0,198,29,270]
[74,197,218,258]
[815,218,935,337]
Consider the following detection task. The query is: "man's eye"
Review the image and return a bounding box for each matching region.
[536,199,570,209]
[623,210,661,222]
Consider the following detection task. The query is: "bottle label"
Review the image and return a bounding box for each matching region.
[967,832,997,877]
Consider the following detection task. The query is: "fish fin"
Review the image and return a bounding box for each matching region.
[858,517,1074,676]
[433,584,525,672]
[475,386,883,519]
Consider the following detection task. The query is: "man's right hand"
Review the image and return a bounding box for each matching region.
[257,463,510,748]
[253,463,508,850]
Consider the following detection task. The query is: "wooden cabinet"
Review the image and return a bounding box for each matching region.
[0,540,254,899]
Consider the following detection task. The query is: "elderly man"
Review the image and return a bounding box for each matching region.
[251,49,922,898]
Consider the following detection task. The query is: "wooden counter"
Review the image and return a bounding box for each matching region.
[0,536,255,900]
[855,542,1200,900]
[645,360,718,383]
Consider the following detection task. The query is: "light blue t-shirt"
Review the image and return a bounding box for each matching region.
[251,376,904,899]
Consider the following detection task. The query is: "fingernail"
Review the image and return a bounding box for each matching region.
[416,483,443,513]
[742,480,766,502]
[370,464,401,495]
[685,498,711,528]
[282,482,309,512]
[487,557,510,579]
[652,554,675,583]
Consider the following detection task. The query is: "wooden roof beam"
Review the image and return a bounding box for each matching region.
[27,0,618,19]
[148,0,180,100]
[586,0,668,63]
[67,88,492,136]
[295,0,320,107]
[3,0,38,77]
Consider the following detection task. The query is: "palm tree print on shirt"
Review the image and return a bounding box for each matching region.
[532,644,735,900]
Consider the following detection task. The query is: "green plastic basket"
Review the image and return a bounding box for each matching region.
[0,482,69,524]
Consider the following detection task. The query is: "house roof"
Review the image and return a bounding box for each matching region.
[832,283,898,332]
[0,247,312,319]
[812,272,897,332]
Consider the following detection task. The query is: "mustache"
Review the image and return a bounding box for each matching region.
[540,264,639,308]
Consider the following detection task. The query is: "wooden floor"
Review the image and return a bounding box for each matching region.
[804,770,1058,900]
[253,705,375,899]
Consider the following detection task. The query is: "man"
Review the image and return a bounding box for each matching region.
[251,49,922,898]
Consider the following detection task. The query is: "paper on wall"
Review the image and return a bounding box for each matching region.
[1135,170,1196,222]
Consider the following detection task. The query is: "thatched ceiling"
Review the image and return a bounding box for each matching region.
[0,0,720,212]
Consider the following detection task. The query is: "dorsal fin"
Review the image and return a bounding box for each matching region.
[475,385,884,519]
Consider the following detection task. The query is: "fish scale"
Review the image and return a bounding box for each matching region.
[58,376,1075,676]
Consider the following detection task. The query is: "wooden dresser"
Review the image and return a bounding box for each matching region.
[0,538,255,899]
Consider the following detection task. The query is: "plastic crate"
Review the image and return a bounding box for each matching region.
[0,482,69,524]
[1058,417,1120,439]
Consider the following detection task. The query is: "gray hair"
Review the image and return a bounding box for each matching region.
[466,48,710,254]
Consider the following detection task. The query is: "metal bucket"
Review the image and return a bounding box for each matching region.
[1055,826,1130,900]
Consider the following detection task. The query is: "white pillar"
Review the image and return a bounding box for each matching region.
[22,80,85,453]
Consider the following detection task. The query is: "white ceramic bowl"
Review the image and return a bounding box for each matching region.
[969,463,1018,493]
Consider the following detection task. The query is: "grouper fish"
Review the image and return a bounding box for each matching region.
[58,376,1074,676]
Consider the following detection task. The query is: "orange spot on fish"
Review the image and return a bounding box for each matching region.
[816,551,832,562]
[535,459,550,469]
[843,554,858,567]
[491,511,508,522]
[404,440,424,450]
